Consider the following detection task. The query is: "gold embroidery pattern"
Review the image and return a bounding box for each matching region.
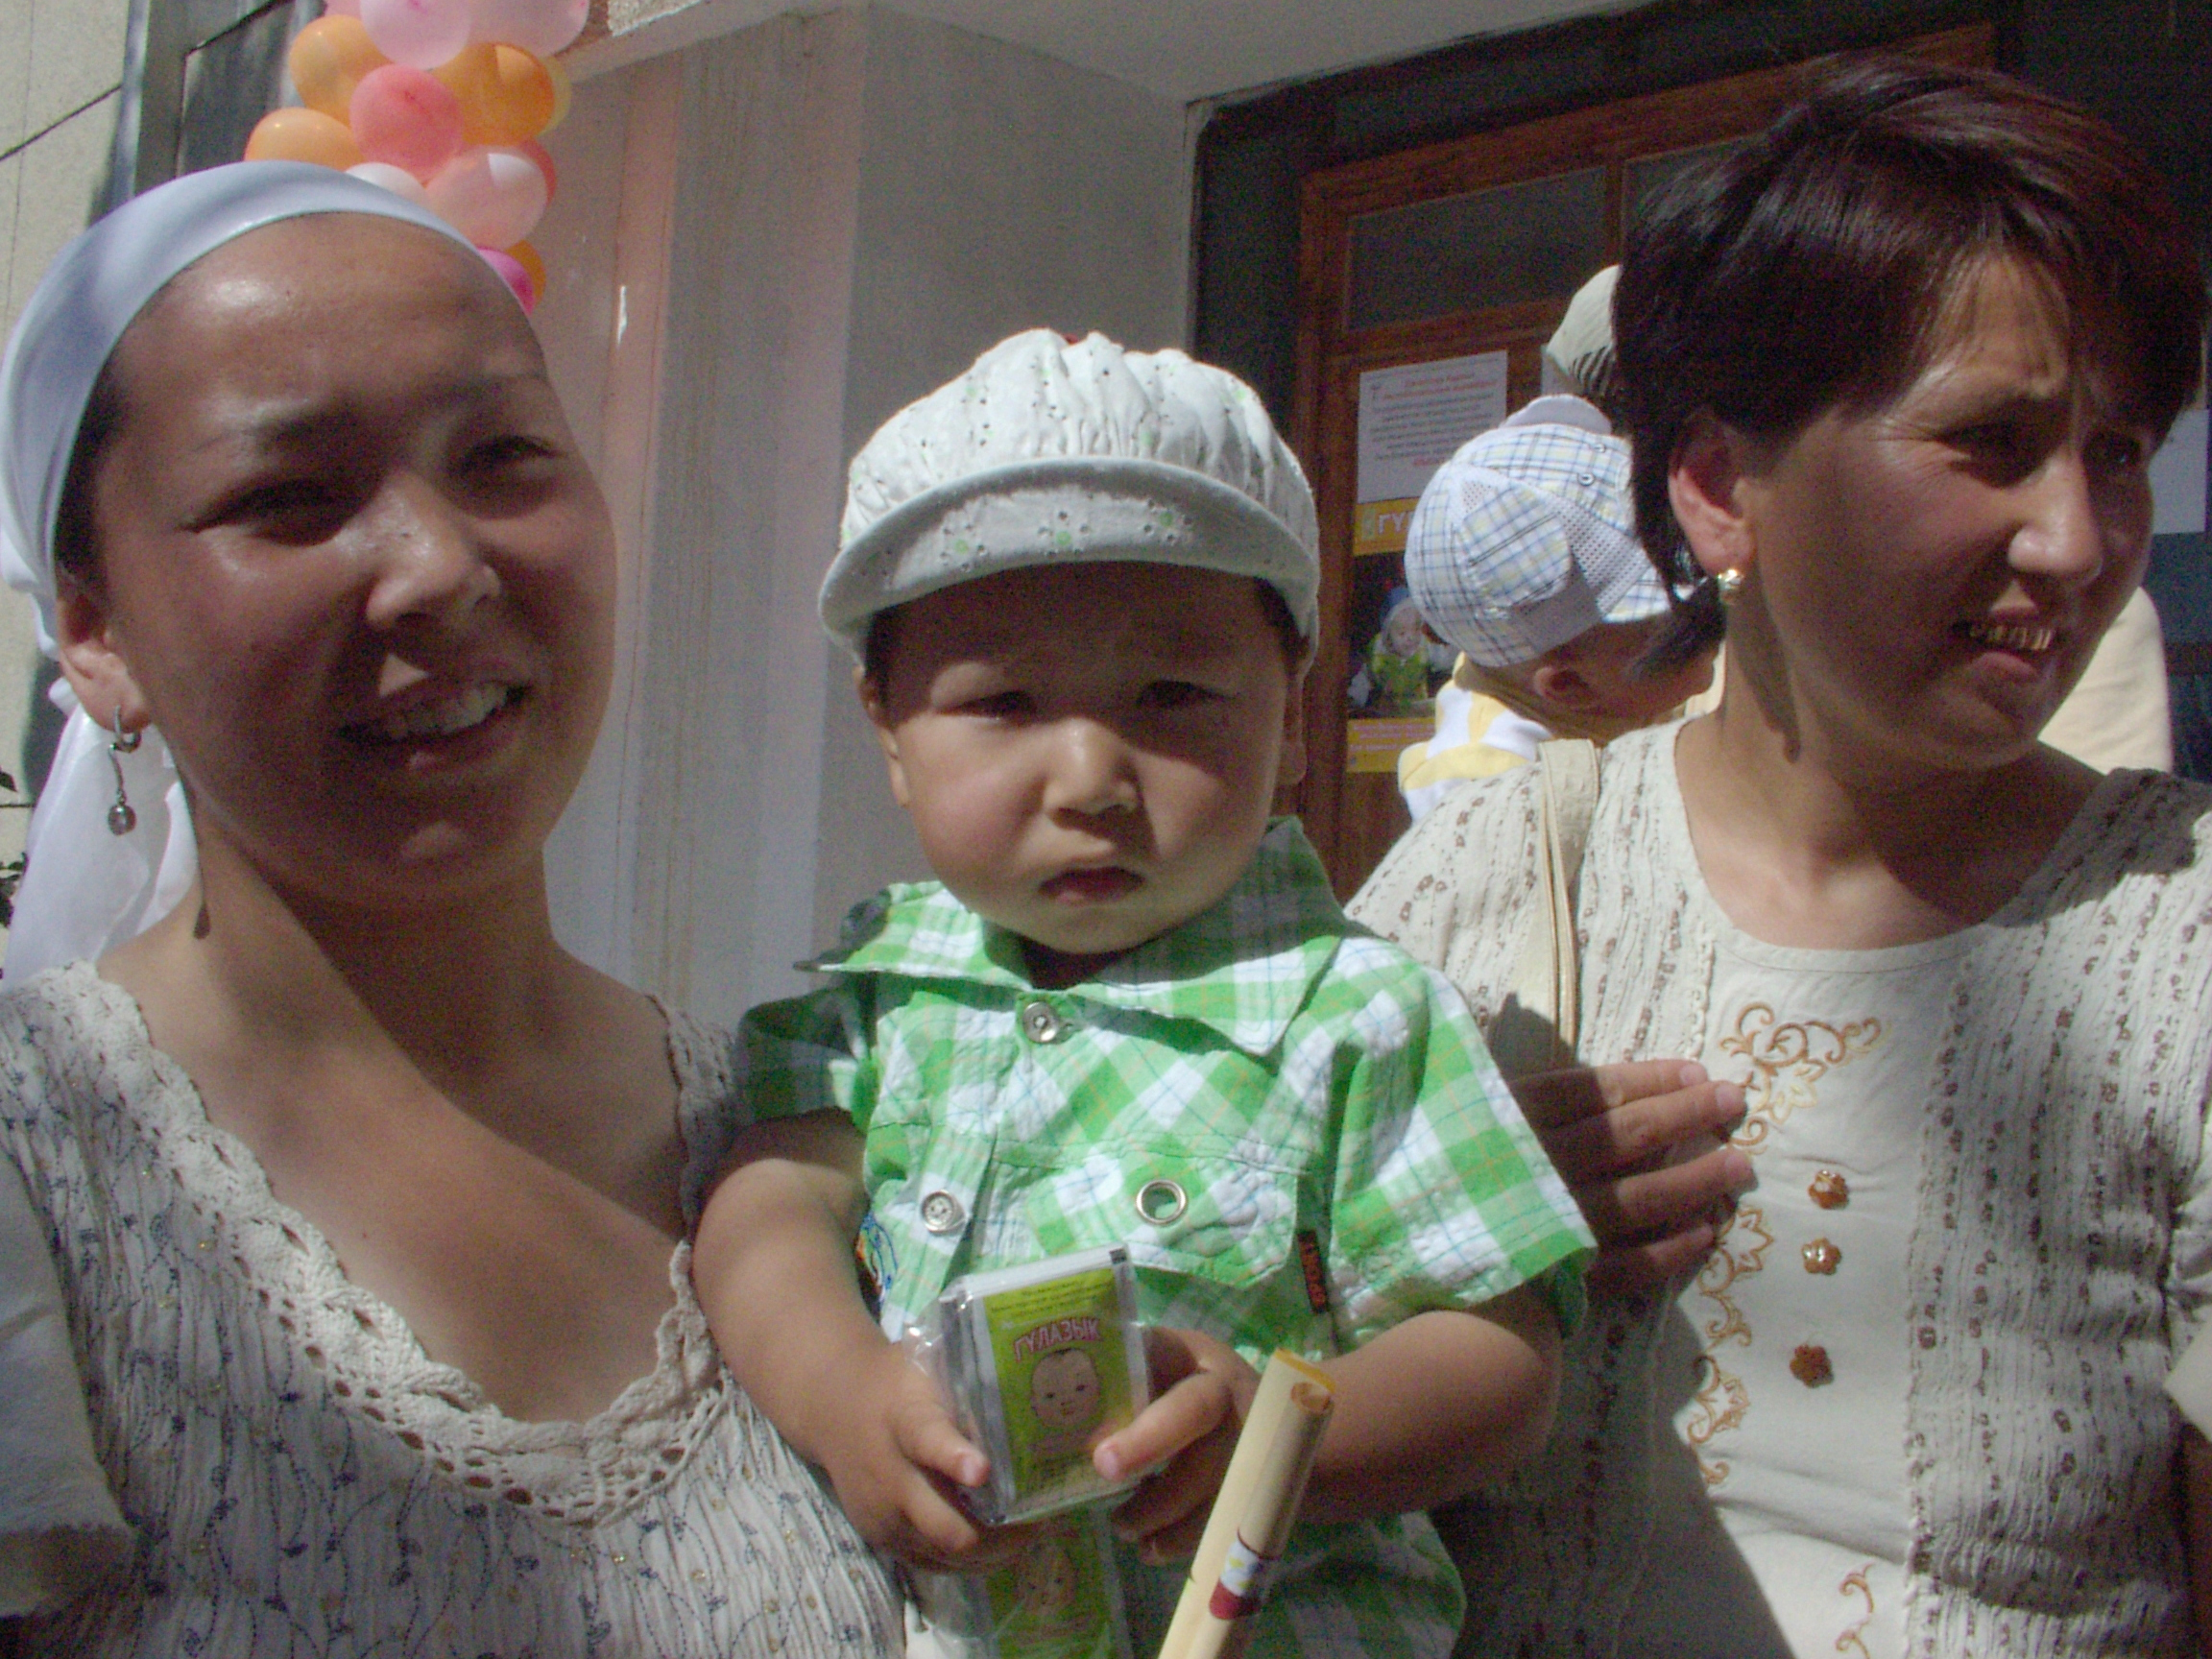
[1683,1006,1884,1486]
[1695,1204,1773,1350]
[1683,1205,1770,1486]
[1720,1005,1885,1152]
[1834,1564,1876,1656]
[1683,1351,1751,1488]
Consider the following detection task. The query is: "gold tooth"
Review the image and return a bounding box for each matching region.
[1965,622,2053,652]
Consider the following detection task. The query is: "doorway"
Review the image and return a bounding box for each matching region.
[1286,24,1992,896]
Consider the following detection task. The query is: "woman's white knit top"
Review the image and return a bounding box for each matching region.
[1350,725,2212,1657]
[0,961,902,1656]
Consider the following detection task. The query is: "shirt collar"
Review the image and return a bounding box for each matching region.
[817,818,1349,1056]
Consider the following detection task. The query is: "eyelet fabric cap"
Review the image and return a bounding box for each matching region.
[822,329,1319,658]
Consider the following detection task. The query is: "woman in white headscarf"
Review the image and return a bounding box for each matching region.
[0,162,899,1655]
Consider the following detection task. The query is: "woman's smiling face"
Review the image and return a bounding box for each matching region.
[57,214,616,908]
[1714,259,2160,776]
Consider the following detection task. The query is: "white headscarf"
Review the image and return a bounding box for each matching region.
[0,161,485,979]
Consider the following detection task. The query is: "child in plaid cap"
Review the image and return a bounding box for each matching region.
[1398,351,1719,822]
[691,329,1591,1656]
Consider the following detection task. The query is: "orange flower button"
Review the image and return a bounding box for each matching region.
[1790,1344,1834,1387]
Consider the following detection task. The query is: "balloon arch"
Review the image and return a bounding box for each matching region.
[246,0,586,313]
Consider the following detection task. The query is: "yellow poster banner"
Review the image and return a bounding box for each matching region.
[1344,717,1431,775]
[1353,498,1418,558]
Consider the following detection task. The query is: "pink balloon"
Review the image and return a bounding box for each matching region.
[514,136,555,198]
[468,0,588,58]
[350,64,465,176]
[478,248,537,312]
[360,0,470,69]
[425,146,549,248]
[347,160,432,207]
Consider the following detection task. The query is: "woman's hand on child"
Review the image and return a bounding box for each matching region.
[1511,1059,1751,1291]
[820,1341,1031,1573]
[1095,1326,1260,1565]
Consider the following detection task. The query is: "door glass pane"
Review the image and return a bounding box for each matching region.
[1624,138,1751,229]
[1346,167,1605,331]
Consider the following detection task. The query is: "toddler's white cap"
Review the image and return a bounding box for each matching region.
[1406,394,1669,669]
[822,329,1319,658]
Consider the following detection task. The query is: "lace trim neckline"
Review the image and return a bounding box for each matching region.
[60,959,735,1526]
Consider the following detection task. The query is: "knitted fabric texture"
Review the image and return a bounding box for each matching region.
[0,966,902,1657]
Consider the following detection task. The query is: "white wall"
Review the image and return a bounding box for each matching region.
[0,0,132,945]
[540,4,1190,1023]
[530,51,670,985]
[0,1,128,328]
[814,4,1192,951]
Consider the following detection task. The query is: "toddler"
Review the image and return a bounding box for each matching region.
[1396,394,1717,820]
[692,330,1591,1656]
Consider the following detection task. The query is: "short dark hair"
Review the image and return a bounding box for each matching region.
[1617,57,2206,595]
[51,352,128,586]
[858,569,1305,690]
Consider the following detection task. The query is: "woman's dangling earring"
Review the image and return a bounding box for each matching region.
[1715,566,1747,606]
[106,707,141,836]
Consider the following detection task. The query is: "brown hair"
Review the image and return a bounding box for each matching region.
[1617,57,2205,601]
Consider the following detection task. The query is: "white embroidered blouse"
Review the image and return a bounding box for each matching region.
[0,961,902,1657]
[1349,725,2212,1658]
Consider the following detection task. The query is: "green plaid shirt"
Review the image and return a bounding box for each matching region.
[739,820,1590,1656]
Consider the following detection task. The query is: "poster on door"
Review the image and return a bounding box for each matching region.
[1346,351,1507,772]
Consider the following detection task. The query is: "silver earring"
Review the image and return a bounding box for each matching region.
[1715,567,1747,606]
[106,707,141,836]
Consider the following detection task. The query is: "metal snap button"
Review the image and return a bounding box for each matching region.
[1019,1000,1066,1044]
[1135,1178,1188,1226]
[919,1190,966,1235]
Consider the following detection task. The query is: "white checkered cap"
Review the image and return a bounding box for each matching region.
[1405,396,1670,668]
[823,329,1319,657]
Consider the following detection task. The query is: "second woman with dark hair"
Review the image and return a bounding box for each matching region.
[1352,58,2212,1655]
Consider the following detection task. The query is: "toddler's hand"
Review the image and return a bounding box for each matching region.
[1094,1326,1261,1565]
[817,1342,1029,1574]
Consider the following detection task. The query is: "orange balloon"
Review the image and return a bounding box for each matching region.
[541,54,571,134]
[286,15,388,122]
[505,239,547,303]
[244,107,364,170]
[433,43,556,147]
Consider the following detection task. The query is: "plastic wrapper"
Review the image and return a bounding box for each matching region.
[907,1245,1151,1527]
[911,1509,1134,1659]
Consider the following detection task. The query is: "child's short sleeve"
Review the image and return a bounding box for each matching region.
[735,984,878,1131]
[1320,943,1591,1345]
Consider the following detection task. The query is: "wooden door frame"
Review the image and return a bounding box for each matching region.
[1287,23,1992,892]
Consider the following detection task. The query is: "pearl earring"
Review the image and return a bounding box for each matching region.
[105,707,141,836]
